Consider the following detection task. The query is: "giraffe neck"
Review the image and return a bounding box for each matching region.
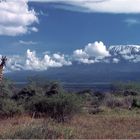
[0,65,4,82]
[0,65,3,69]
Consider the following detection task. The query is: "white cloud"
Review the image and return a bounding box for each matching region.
[25,50,72,70]
[19,40,38,45]
[124,18,140,26]
[73,49,88,59]
[29,0,140,14]
[5,42,140,72]
[113,58,119,63]
[6,55,25,72]
[6,49,72,72]
[0,0,38,36]
[85,42,110,58]
[30,27,38,32]
[73,41,110,64]
[52,53,72,66]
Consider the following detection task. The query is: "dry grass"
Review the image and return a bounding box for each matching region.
[70,114,140,139]
[0,112,140,139]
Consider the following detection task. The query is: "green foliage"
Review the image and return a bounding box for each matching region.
[132,98,140,108]
[104,95,123,109]
[111,82,140,96]
[0,78,14,98]
[27,93,82,122]
[91,91,105,107]
[0,76,140,121]
[26,76,45,95]
[0,98,23,117]
[26,76,64,97]
[12,87,36,101]
[88,107,103,114]
[45,81,65,96]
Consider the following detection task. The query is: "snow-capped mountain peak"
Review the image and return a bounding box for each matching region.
[108,45,140,55]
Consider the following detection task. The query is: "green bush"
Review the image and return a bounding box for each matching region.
[45,81,64,96]
[122,96,133,109]
[0,78,14,98]
[106,98,122,108]
[91,91,105,107]
[88,107,103,114]
[12,87,36,101]
[0,98,23,118]
[111,82,140,96]
[104,95,123,109]
[132,98,140,108]
[27,93,82,122]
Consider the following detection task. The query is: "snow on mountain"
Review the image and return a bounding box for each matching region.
[108,45,140,55]
[107,45,140,63]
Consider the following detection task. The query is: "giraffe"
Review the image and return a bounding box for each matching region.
[0,56,7,82]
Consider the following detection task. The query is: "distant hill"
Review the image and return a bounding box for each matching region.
[5,62,140,83]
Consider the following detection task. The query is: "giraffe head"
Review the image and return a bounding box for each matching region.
[0,56,7,67]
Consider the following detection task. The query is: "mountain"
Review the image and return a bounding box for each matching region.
[107,45,140,63]
[5,62,140,83]
[108,45,140,55]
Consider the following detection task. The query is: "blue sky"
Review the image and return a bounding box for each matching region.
[1,0,140,72]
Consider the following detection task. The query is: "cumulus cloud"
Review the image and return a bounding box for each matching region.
[73,43,140,64]
[73,41,110,64]
[0,0,38,36]
[85,42,110,58]
[5,41,140,72]
[112,58,119,63]
[6,55,25,72]
[30,0,140,14]
[25,50,72,70]
[6,49,72,72]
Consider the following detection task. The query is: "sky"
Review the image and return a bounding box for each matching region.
[1,0,140,72]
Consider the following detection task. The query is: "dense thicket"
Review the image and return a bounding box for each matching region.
[0,78,140,121]
[0,78,82,122]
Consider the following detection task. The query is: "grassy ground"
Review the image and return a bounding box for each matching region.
[0,110,140,139]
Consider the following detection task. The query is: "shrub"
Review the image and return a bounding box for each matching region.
[77,90,93,95]
[91,91,105,107]
[12,87,36,101]
[0,78,14,98]
[132,98,140,108]
[27,93,82,122]
[123,96,133,109]
[123,90,138,96]
[45,81,64,97]
[88,107,103,115]
[91,97,101,107]
[104,95,123,109]
[0,98,23,118]
[106,99,122,108]
[93,91,105,101]
[111,82,140,96]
